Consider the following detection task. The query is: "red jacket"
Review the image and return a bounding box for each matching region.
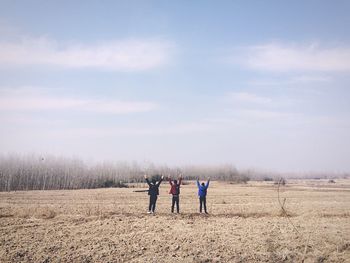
[169,178,182,195]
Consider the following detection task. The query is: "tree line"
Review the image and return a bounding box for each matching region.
[1,154,348,192]
[0,154,250,191]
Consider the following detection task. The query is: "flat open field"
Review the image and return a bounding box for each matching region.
[1,180,350,262]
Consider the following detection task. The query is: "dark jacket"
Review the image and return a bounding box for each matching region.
[197,180,210,197]
[146,178,163,196]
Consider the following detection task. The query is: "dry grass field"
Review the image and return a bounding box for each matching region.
[0,179,350,262]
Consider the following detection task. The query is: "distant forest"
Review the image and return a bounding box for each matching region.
[0,154,348,191]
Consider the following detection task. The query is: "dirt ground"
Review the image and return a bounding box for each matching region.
[0,179,349,263]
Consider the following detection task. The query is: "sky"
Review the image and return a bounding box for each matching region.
[0,0,350,172]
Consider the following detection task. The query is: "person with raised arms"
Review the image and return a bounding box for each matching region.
[196,178,210,214]
[144,174,164,214]
[168,174,182,213]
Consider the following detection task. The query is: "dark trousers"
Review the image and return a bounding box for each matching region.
[199,196,207,213]
[171,195,180,213]
[149,195,158,212]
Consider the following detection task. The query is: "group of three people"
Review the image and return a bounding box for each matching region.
[144,174,210,214]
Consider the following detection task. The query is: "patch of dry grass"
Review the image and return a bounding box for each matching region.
[319,212,350,218]
[35,206,57,219]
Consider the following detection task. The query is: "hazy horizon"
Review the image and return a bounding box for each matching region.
[1,1,350,173]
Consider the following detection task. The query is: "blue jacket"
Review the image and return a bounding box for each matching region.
[197,180,210,197]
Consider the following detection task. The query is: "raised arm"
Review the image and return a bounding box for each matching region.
[205,179,210,188]
[196,179,200,188]
[157,175,164,186]
[144,174,151,186]
[168,177,173,185]
[205,178,210,188]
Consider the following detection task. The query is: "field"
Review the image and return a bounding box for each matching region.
[0,180,350,262]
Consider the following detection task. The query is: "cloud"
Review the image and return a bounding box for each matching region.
[234,109,293,120]
[233,42,350,72]
[0,36,172,71]
[247,75,331,86]
[226,92,272,104]
[221,91,302,123]
[0,89,157,114]
[48,122,215,138]
[291,75,332,83]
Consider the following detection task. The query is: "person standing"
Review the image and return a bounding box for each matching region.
[168,174,182,213]
[196,178,210,214]
[144,174,164,214]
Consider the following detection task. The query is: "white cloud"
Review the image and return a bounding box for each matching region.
[291,75,331,83]
[226,92,272,104]
[247,75,331,86]
[233,42,350,72]
[234,109,293,120]
[48,122,215,138]
[0,89,157,114]
[0,36,172,71]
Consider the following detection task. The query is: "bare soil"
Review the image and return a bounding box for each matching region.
[0,179,350,262]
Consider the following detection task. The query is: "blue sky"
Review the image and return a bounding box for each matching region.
[1,0,350,172]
